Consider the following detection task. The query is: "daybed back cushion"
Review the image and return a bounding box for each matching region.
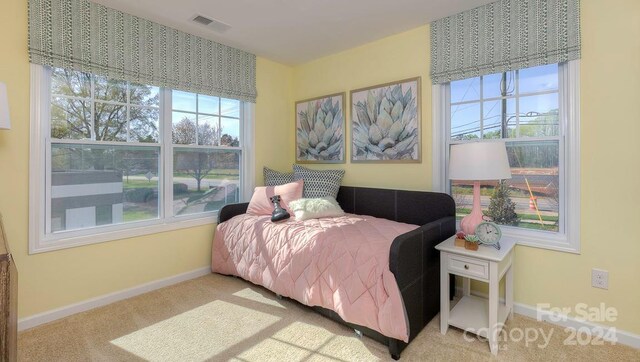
[293,164,345,198]
[336,186,456,226]
[247,180,304,215]
[264,167,294,186]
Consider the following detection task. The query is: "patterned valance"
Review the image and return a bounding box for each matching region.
[28,0,257,103]
[430,0,581,84]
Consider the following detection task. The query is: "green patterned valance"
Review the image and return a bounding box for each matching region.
[430,0,581,84]
[28,0,257,103]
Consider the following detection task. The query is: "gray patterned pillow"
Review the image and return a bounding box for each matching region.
[263,167,294,186]
[293,164,345,198]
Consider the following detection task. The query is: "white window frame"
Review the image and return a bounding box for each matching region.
[29,64,255,254]
[432,60,580,253]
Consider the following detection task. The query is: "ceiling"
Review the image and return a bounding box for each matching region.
[93,0,495,65]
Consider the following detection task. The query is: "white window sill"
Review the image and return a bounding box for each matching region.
[29,214,217,254]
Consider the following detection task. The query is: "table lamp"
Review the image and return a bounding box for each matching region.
[449,142,511,235]
[0,82,10,130]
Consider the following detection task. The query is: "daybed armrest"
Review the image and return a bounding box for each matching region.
[388,216,456,339]
[218,202,249,224]
[389,216,455,281]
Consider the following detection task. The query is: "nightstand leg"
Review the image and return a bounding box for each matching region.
[506,265,514,320]
[488,263,499,355]
[440,254,449,334]
[463,277,470,296]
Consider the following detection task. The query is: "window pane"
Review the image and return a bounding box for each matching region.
[51,68,91,98]
[198,94,219,114]
[172,90,197,112]
[172,111,197,145]
[451,140,559,232]
[482,98,516,139]
[173,149,240,216]
[130,83,159,107]
[505,141,559,231]
[220,118,240,146]
[451,103,481,140]
[221,98,240,118]
[516,93,559,137]
[94,102,127,141]
[50,144,160,233]
[519,64,559,94]
[94,76,127,103]
[197,115,219,146]
[482,71,515,99]
[450,77,480,103]
[51,97,92,139]
[130,106,159,143]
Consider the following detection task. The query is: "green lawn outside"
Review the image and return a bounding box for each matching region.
[455,207,559,231]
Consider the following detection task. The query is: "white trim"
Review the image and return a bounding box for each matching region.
[431,84,446,192]
[18,267,211,331]
[514,302,640,349]
[32,215,216,254]
[454,287,640,349]
[241,102,256,201]
[29,64,48,254]
[432,60,581,253]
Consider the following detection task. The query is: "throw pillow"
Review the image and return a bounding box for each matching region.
[246,180,304,216]
[292,164,345,198]
[288,197,345,221]
[264,167,294,186]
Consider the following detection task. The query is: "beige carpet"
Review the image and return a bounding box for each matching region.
[18,274,640,361]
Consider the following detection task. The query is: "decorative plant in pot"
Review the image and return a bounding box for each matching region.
[464,234,480,251]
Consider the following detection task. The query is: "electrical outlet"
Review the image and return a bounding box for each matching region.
[592,269,608,290]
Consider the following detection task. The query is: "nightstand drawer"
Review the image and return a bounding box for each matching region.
[448,255,489,280]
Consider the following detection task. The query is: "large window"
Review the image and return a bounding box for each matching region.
[434,61,580,252]
[30,65,253,253]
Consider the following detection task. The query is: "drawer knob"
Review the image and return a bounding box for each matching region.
[464,264,469,270]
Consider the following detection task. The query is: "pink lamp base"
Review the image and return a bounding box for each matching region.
[460,180,484,235]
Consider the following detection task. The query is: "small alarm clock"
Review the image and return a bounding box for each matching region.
[475,221,502,250]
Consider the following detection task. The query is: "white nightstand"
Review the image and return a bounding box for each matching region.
[436,235,515,355]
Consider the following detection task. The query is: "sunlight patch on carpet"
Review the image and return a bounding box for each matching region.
[232,288,286,309]
[110,300,280,361]
[233,321,379,362]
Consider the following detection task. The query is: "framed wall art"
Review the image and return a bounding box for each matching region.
[350,77,421,163]
[295,92,345,163]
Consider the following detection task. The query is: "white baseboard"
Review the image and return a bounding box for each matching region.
[454,286,640,349]
[18,267,211,331]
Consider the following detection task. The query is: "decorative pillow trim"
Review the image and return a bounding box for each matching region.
[264,167,294,186]
[292,164,345,199]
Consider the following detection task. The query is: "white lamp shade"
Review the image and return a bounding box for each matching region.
[0,82,10,130]
[449,142,512,181]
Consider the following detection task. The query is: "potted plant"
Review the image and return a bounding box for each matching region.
[464,234,479,251]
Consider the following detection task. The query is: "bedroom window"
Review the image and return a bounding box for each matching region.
[433,61,580,253]
[29,65,254,253]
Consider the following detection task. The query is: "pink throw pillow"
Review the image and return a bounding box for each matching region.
[246,180,304,216]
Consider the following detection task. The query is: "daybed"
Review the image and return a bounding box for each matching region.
[213,186,456,359]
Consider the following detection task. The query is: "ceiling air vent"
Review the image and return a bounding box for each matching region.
[191,14,231,33]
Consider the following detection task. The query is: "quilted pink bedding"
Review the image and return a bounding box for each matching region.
[211,213,419,342]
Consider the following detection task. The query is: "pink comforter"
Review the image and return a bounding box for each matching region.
[211,213,419,342]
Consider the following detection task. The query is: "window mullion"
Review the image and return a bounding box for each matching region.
[163,88,174,220]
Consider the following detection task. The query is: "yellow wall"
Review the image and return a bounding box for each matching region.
[291,0,640,334]
[292,26,432,190]
[0,0,294,318]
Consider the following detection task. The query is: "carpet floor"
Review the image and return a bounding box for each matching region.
[18,274,640,361]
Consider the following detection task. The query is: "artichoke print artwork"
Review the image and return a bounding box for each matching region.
[351,78,420,162]
[296,93,345,163]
